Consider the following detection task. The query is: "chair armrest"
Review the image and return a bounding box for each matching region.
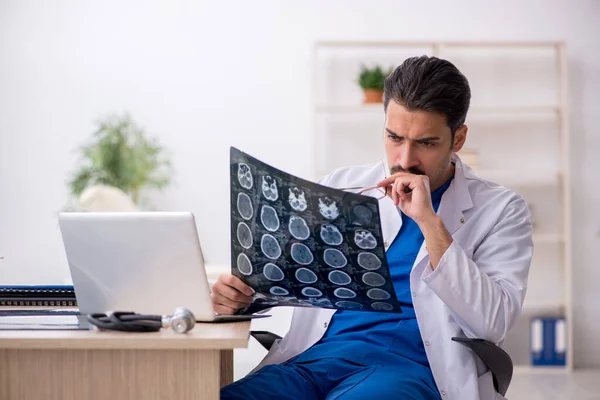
[451,337,513,397]
[250,330,282,351]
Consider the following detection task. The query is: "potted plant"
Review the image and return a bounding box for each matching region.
[357,65,392,104]
[68,113,172,207]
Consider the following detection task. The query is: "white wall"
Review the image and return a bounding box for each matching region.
[1,0,599,367]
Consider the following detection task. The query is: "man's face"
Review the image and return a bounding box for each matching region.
[384,100,467,191]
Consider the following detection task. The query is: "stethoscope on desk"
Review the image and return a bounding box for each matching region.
[86,307,196,334]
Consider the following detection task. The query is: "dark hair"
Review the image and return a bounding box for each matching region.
[383,56,471,134]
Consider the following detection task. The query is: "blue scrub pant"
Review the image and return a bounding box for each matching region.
[220,357,441,400]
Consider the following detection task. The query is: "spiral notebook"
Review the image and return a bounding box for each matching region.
[0,285,77,306]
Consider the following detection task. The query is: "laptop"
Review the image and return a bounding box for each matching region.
[57,211,266,322]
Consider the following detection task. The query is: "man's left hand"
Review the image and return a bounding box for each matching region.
[377,173,436,225]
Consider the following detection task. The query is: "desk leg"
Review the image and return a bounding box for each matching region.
[0,348,223,400]
[220,349,234,387]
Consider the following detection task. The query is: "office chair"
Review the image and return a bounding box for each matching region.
[249,331,513,397]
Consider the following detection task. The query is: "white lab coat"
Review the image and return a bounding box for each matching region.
[251,154,533,400]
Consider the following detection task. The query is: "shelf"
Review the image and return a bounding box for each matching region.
[316,41,563,48]
[468,106,560,117]
[315,104,384,113]
[522,298,566,313]
[475,169,559,187]
[313,169,560,191]
[513,365,569,374]
[533,234,565,244]
[315,104,560,116]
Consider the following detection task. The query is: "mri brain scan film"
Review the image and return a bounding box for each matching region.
[230,147,401,313]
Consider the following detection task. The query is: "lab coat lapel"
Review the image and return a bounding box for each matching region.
[377,158,402,247]
[439,155,474,235]
[378,196,402,248]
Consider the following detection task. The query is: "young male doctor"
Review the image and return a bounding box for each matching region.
[214,55,533,400]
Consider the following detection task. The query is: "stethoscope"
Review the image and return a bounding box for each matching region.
[86,307,196,334]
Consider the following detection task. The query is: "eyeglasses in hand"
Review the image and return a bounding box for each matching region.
[338,185,387,200]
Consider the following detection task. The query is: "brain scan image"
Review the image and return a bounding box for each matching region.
[288,187,308,212]
[371,302,394,311]
[237,163,253,189]
[261,234,282,260]
[288,215,310,240]
[290,243,314,265]
[236,192,253,220]
[320,224,342,245]
[236,222,253,249]
[328,270,351,285]
[367,288,391,300]
[351,204,373,226]
[295,267,318,284]
[323,248,347,268]
[237,253,252,276]
[318,197,339,220]
[262,175,278,201]
[354,229,377,249]
[260,205,280,232]
[270,286,289,296]
[334,287,356,299]
[335,301,363,310]
[301,287,323,297]
[362,272,386,287]
[357,252,382,270]
[263,263,284,281]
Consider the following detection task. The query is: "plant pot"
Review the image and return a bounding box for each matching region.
[362,89,384,104]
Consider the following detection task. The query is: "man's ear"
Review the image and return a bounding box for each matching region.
[452,125,468,153]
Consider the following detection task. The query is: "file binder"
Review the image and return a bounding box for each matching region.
[0,285,77,306]
[530,316,566,366]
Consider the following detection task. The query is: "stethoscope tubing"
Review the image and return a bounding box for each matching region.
[87,311,163,332]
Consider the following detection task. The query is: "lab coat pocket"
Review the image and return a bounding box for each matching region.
[477,370,497,400]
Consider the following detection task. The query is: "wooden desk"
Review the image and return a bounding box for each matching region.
[0,321,250,400]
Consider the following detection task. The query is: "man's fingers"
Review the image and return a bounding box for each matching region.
[376,171,415,188]
[376,173,405,188]
[376,176,393,188]
[421,175,431,191]
[391,181,399,205]
[400,181,410,201]
[213,280,254,304]
[223,275,255,297]
[213,304,238,315]
[211,292,251,311]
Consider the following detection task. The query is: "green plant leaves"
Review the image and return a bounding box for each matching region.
[68,113,172,204]
[358,65,393,90]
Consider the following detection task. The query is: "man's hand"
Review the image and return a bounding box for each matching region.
[377,172,453,269]
[377,172,436,225]
[211,274,254,315]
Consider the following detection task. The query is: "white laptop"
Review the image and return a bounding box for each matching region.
[57,211,264,322]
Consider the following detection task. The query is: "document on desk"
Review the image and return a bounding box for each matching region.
[229,147,402,313]
[0,309,85,330]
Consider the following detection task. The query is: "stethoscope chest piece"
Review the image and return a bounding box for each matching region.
[163,307,196,333]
